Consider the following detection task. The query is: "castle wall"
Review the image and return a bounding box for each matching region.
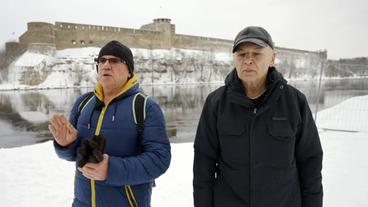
[54,22,169,50]
[16,20,327,62]
[1,42,26,71]
[13,19,327,75]
[5,42,26,58]
[27,43,56,55]
[173,34,233,52]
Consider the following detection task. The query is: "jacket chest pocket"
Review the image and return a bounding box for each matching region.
[266,118,296,168]
[218,118,248,166]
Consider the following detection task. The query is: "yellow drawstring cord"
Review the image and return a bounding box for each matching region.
[89,104,139,207]
[90,106,107,207]
[89,80,140,207]
[125,185,138,207]
[91,179,96,207]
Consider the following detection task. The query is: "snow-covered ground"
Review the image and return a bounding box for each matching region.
[1,95,368,207]
[316,95,368,132]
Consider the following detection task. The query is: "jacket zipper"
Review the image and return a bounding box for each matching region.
[249,109,256,207]
[249,106,268,206]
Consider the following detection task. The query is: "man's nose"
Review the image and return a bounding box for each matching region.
[243,54,253,64]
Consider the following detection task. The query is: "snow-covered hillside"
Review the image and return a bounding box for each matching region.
[1,45,331,90]
[2,47,233,90]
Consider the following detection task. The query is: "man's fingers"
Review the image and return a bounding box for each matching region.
[103,154,109,161]
[60,115,69,124]
[48,124,62,139]
[50,115,69,137]
[81,171,93,180]
[52,115,74,135]
[51,114,68,127]
[79,167,95,180]
[48,124,58,139]
[51,117,63,129]
[78,154,109,181]
[84,154,108,169]
[67,122,77,135]
[50,116,59,127]
[51,115,62,126]
[84,163,98,170]
[48,124,55,134]
[51,119,68,132]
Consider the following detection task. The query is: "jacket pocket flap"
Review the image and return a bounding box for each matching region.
[268,119,294,138]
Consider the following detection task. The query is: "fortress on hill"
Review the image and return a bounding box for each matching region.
[17,18,233,52]
[2,18,330,86]
[11,18,326,58]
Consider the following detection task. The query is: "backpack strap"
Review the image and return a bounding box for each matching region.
[133,92,157,188]
[125,92,151,207]
[77,92,95,118]
[132,92,148,153]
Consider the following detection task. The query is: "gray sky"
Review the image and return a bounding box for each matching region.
[1,0,367,59]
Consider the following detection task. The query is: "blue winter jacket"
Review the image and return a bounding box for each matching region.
[54,76,171,207]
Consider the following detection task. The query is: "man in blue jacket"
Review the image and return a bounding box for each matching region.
[49,40,171,207]
[193,26,323,207]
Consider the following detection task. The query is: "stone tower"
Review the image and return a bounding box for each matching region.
[18,22,56,54]
[19,22,55,46]
[141,18,175,48]
[152,18,174,48]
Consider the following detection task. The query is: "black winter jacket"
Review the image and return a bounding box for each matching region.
[193,68,323,207]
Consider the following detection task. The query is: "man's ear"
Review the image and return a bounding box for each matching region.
[270,51,276,67]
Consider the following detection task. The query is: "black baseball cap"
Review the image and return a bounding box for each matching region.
[232,26,274,52]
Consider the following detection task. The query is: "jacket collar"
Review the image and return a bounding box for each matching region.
[224,67,287,107]
[94,74,139,104]
[225,67,286,89]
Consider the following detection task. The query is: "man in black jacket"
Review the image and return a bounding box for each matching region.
[193,26,323,207]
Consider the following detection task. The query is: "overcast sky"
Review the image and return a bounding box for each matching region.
[1,0,367,59]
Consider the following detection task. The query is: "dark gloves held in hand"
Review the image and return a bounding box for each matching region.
[77,135,106,168]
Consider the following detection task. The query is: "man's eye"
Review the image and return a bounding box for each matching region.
[99,58,108,63]
[98,57,122,64]
[109,58,120,63]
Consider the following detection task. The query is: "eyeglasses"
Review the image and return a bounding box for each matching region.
[94,57,126,65]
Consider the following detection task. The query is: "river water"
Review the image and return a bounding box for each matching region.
[0,78,367,148]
